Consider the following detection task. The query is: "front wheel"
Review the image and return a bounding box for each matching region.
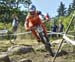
[39,32,54,57]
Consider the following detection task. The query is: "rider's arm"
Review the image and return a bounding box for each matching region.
[37,11,45,19]
[37,11,50,22]
[24,16,30,31]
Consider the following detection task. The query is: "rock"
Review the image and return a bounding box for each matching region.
[19,59,32,62]
[0,52,10,62]
[7,45,34,55]
[57,50,68,57]
[51,39,62,44]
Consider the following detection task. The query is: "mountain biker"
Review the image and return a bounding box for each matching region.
[24,4,49,42]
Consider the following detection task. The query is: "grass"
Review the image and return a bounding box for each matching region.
[0,35,75,62]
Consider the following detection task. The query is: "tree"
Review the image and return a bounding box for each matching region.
[67,4,72,15]
[57,2,66,16]
[72,0,75,11]
[20,0,32,8]
[0,0,31,23]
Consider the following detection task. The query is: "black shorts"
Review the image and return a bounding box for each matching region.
[13,26,18,32]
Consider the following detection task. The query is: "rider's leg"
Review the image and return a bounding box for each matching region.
[31,29,40,42]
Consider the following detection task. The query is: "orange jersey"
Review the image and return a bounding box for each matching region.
[24,12,47,41]
[25,12,42,30]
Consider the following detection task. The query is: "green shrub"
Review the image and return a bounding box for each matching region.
[0,22,4,30]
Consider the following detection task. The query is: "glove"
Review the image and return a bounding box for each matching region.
[44,14,50,22]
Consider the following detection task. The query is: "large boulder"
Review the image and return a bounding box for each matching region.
[18,59,32,62]
[0,52,10,62]
[7,45,34,55]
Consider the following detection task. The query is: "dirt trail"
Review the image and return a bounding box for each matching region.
[0,39,74,62]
